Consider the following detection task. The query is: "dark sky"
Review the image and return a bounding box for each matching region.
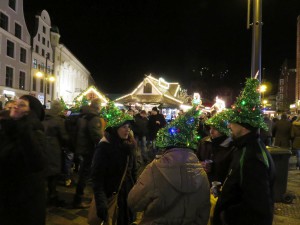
[23,0,300,95]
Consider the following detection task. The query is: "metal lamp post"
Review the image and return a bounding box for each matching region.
[44,53,49,107]
[36,53,54,107]
[248,0,263,83]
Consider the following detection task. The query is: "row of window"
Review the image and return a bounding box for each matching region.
[0,12,22,39]
[35,44,51,58]
[5,66,51,94]
[38,33,50,47]
[6,39,27,63]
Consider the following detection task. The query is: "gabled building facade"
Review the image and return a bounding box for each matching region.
[0,1,95,108]
[0,0,31,105]
[30,10,54,106]
[115,74,183,111]
[51,27,94,105]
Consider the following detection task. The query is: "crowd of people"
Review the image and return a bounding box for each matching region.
[0,77,297,225]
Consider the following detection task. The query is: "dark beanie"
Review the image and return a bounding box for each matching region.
[152,107,159,112]
[238,122,258,132]
[20,95,45,121]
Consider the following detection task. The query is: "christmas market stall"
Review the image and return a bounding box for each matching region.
[114,74,187,120]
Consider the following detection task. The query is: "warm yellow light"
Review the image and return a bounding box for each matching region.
[36,71,43,78]
[263,100,268,104]
[48,76,55,82]
[260,84,267,93]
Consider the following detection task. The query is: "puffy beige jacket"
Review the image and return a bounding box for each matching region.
[128,148,210,225]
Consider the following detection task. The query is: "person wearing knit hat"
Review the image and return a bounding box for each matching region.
[213,78,276,225]
[91,101,137,224]
[0,95,47,224]
[197,110,234,185]
[127,106,210,225]
[73,100,105,208]
[19,95,45,121]
[43,100,69,207]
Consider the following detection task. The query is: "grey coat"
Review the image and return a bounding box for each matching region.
[42,113,68,176]
[128,148,210,225]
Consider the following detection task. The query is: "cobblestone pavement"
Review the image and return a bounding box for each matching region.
[273,156,300,225]
[46,156,300,225]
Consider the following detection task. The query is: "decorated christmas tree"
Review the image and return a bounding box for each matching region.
[100,101,133,128]
[228,78,267,130]
[156,106,202,149]
[59,97,68,110]
[205,110,231,136]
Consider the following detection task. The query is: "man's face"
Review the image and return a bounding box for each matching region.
[228,123,244,140]
[10,99,30,119]
[209,127,223,139]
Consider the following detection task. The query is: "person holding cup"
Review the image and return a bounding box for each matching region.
[196,110,234,185]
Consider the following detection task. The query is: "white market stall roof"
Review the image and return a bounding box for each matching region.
[115,75,183,107]
[74,85,109,103]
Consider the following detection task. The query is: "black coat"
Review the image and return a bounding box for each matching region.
[0,113,47,225]
[148,113,167,140]
[197,135,234,185]
[91,128,137,225]
[213,132,275,225]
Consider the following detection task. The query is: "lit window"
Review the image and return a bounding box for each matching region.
[143,83,152,93]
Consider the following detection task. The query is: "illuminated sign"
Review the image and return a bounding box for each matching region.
[3,90,15,96]
[158,78,169,89]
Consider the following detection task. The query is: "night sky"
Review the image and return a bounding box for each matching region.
[23,0,300,96]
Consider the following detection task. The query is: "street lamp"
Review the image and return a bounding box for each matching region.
[36,53,55,107]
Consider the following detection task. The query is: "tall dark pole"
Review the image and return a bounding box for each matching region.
[44,53,49,107]
[251,0,263,83]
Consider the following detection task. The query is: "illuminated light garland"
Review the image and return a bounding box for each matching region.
[205,110,231,136]
[100,101,133,128]
[227,78,267,130]
[156,106,201,149]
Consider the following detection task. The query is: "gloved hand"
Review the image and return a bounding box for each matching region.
[97,206,108,222]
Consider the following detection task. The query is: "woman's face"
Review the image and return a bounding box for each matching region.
[10,99,30,119]
[117,124,131,139]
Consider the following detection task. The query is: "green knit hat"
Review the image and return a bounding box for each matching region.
[205,110,231,136]
[156,106,202,149]
[227,78,267,130]
[100,101,133,129]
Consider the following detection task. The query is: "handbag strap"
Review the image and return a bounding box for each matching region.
[117,156,129,193]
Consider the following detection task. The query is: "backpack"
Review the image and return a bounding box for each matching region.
[65,112,81,152]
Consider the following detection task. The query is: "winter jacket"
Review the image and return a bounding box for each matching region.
[128,148,210,225]
[91,128,137,224]
[197,135,234,184]
[42,113,68,176]
[76,110,104,155]
[133,114,149,138]
[273,119,292,148]
[148,113,167,140]
[291,121,300,149]
[213,132,275,225]
[0,113,47,225]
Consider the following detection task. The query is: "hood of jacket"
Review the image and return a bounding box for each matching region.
[154,148,206,194]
